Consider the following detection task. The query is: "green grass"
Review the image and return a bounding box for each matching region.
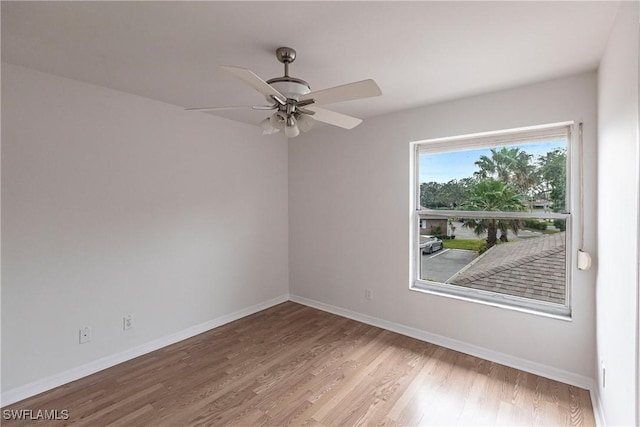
[443,239,484,251]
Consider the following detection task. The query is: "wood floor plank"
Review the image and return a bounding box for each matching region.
[1,302,596,426]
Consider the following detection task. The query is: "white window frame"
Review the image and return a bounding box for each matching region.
[409,122,574,319]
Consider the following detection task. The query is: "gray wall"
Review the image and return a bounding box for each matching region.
[1,64,289,392]
[289,71,598,381]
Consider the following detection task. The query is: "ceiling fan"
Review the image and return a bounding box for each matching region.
[187,47,382,138]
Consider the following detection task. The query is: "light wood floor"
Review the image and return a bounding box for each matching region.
[3,302,595,426]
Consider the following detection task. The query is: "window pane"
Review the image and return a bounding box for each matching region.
[419,217,567,305]
[419,141,567,213]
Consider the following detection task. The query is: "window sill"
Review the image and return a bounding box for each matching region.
[410,281,572,322]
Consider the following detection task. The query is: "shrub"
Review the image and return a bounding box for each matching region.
[553,219,566,231]
[523,219,548,230]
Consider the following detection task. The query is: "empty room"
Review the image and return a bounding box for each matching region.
[1,1,638,426]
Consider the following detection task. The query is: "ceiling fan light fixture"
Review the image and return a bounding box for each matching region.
[285,123,300,138]
[297,114,314,133]
[270,112,285,130]
[284,115,301,138]
[259,117,279,135]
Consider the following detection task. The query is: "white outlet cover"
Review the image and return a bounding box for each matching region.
[123,315,133,330]
[79,326,91,344]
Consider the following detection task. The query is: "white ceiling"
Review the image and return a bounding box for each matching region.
[2,1,620,127]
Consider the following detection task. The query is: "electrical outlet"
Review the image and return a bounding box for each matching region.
[365,289,373,300]
[79,326,91,344]
[123,314,133,331]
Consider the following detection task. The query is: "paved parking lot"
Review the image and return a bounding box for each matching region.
[420,248,478,283]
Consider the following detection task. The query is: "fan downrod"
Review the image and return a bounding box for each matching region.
[275,47,297,77]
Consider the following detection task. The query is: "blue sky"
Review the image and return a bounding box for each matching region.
[419,140,566,183]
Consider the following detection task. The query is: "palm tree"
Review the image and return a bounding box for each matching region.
[473,147,536,194]
[461,179,526,248]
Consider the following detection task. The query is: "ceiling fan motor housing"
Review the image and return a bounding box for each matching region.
[266,78,310,102]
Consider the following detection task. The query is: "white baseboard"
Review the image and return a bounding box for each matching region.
[289,294,594,390]
[3,293,597,412]
[590,387,607,426]
[1,294,289,407]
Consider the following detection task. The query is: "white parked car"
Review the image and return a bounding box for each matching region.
[420,235,444,254]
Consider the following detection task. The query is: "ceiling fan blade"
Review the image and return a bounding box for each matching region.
[186,105,276,112]
[220,65,286,102]
[301,79,381,105]
[305,106,363,130]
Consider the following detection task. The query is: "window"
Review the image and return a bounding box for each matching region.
[410,123,572,317]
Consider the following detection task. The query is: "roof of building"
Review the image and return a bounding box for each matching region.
[448,232,566,304]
